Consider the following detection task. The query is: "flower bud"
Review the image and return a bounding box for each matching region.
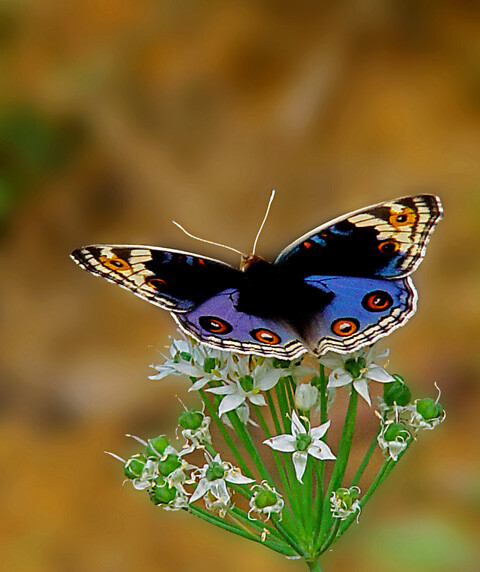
[158,454,181,477]
[294,383,319,411]
[239,375,254,393]
[416,398,443,420]
[123,454,147,479]
[149,480,177,505]
[383,375,411,406]
[203,357,217,373]
[146,436,169,458]
[344,357,366,378]
[383,422,409,442]
[178,409,204,430]
[330,486,361,519]
[254,489,278,509]
[206,462,225,481]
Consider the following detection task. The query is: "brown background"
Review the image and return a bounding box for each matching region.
[1,2,479,571]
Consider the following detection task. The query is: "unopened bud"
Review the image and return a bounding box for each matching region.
[294,383,319,411]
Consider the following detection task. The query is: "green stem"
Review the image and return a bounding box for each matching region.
[199,389,253,479]
[351,426,381,487]
[313,365,329,538]
[319,519,341,554]
[307,560,323,572]
[318,387,358,544]
[335,437,413,542]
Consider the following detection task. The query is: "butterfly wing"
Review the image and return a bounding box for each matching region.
[275,194,442,279]
[173,288,307,359]
[70,245,241,312]
[299,275,416,356]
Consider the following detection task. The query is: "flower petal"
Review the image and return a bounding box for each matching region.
[290,410,305,437]
[226,469,255,485]
[218,393,246,416]
[256,369,282,391]
[264,434,297,452]
[248,393,266,406]
[308,440,336,460]
[207,385,237,395]
[310,419,331,440]
[353,379,371,405]
[365,365,395,383]
[320,353,346,370]
[190,478,209,503]
[292,451,308,483]
[328,370,353,388]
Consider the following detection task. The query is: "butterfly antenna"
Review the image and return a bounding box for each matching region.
[252,189,275,255]
[172,221,245,256]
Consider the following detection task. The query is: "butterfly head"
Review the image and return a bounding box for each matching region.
[240,253,266,272]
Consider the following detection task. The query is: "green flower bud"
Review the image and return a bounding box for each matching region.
[384,422,409,442]
[178,409,204,430]
[203,357,217,373]
[295,433,312,451]
[254,489,278,509]
[416,398,443,420]
[383,375,411,406]
[239,375,254,393]
[124,454,147,479]
[158,454,181,476]
[149,481,177,505]
[179,351,192,361]
[344,357,366,379]
[206,462,225,481]
[335,487,360,509]
[146,436,169,458]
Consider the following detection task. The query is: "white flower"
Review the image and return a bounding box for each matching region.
[263,411,336,482]
[320,346,394,406]
[190,453,255,514]
[149,332,230,387]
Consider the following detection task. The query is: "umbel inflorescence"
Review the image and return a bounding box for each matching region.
[113,333,445,571]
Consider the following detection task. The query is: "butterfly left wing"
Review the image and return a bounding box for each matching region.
[71,245,241,312]
[275,194,442,279]
[299,275,416,356]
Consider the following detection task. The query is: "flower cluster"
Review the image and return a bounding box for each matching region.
[110,332,445,569]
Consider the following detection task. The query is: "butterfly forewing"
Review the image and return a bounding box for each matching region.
[275,194,442,279]
[71,245,240,312]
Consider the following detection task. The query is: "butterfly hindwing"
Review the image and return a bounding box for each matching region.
[300,275,416,356]
[275,194,442,279]
[174,288,307,359]
[71,245,240,312]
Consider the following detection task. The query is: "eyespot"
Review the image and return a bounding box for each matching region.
[199,316,233,335]
[100,255,132,272]
[377,240,399,255]
[362,290,393,312]
[197,258,205,266]
[303,241,312,249]
[331,318,360,337]
[250,328,282,345]
[389,207,417,229]
[148,277,167,290]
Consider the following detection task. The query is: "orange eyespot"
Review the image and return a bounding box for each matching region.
[378,240,399,255]
[250,328,281,345]
[389,206,417,229]
[197,258,206,265]
[362,291,393,312]
[331,318,360,337]
[100,255,132,272]
[148,278,167,290]
[303,241,312,249]
[199,316,233,335]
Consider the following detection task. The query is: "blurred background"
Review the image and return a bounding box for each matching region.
[1,1,479,571]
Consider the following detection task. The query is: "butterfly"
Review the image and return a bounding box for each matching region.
[71,194,442,360]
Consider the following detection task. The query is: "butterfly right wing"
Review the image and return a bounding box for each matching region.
[71,245,241,312]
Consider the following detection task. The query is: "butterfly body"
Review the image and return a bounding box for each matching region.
[71,194,442,358]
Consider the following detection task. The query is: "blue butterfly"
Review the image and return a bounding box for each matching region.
[71,194,442,360]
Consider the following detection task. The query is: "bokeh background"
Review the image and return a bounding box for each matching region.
[1,1,479,571]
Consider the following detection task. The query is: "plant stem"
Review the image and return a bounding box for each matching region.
[312,365,328,538]
[350,426,381,486]
[318,387,358,545]
[307,560,323,572]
